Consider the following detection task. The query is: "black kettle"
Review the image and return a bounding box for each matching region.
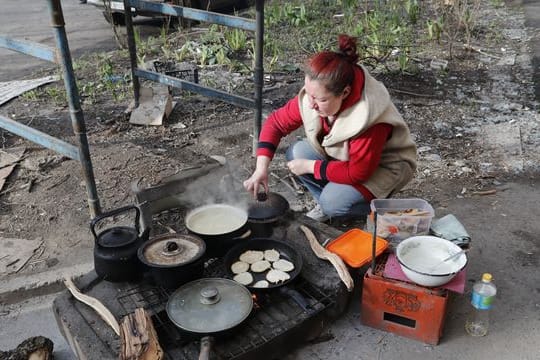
[91,205,149,282]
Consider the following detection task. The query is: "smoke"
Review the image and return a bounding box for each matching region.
[178,159,250,212]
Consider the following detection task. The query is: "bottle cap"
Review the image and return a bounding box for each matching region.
[482,273,492,282]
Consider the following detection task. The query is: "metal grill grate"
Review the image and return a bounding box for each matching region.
[117,259,335,360]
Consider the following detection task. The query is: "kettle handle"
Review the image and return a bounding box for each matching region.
[90,205,141,241]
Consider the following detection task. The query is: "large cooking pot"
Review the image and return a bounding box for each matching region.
[137,233,206,289]
[185,204,251,257]
[91,205,149,282]
[247,192,290,238]
[166,278,253,360]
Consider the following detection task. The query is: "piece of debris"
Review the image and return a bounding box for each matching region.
[472,189,497,196]
[0,237,43,275]
[0,147,26,193]
[129,86,175,126]
[463,44,502,59]
[171,122,187,129]
[0,166,17,194]
[0,75,59,106]
[21,154,67,172]
[0,336,54,360]
[430,58,448,71]
[497,54,516,66]
[45,174,70,190]
[209,155,227,165]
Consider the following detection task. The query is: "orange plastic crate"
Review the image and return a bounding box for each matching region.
[360,257,449,345]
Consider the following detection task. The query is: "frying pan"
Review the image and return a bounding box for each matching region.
[223,238,303,290]
[166,278,253,360]
[223,238,311,311]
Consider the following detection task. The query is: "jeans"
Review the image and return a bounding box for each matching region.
[285,139,371,219]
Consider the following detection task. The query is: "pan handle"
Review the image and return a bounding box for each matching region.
[199,336,213,360]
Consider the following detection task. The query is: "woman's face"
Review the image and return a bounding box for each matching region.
[304,76,350,118]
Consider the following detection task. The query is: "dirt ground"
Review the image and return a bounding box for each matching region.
[0,0,538,281]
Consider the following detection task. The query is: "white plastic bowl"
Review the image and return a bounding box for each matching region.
[395,235,467,287]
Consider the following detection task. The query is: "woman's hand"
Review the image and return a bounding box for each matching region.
[243,156,271,197]
[287,159,316,176]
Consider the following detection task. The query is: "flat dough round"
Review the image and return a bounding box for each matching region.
[239,250,264,264]
[266,269,290,284]
[253,280,270,288]
[231,261,249,274]
[264,249,280,262]
[233,272,253,285]
[273,259,295,272]
[251,260,271,273]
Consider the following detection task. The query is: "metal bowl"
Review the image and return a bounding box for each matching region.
[396,235,467,287]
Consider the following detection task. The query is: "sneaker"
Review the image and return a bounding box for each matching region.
[306,204,329,222]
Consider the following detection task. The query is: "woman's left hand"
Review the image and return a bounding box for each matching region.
[287,159,316,176]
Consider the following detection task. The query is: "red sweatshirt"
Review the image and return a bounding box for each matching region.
[257,70,392,201]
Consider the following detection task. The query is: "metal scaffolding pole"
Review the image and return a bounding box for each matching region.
[0,0,101,218]
[47,0,101,217]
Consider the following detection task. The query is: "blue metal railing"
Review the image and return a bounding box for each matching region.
[123,0,264,152]
[129,0,256,30]
[0,37,58,63]
[0,0,101,217]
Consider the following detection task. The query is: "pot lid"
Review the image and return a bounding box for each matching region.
[139,234,205,267]
[166,278,253,334]
[248,192,290,222]
[98,226,138,248]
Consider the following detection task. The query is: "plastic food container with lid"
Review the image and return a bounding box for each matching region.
[326,228,389,268]
[366,198,435,246]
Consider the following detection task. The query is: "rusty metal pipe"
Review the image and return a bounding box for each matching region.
[47,0,101,217]
[253,0,264,157]
[124,0,140,108]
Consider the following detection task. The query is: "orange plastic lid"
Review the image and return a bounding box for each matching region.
[326,228,389,268]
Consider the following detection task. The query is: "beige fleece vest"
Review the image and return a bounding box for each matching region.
[298,66,417,198]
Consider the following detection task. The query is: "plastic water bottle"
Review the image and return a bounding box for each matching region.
[465,273,497,336]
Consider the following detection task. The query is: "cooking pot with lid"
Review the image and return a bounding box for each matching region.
[91,205,149,282]
[247,192,290,237]
[137,233,206,289]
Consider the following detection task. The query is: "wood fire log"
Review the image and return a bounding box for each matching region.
[300,225,354,292]
[63,277,120,336]
[0,336,53,360]
[119,308,164,360]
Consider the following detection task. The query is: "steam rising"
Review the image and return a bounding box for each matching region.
[178,159,250,211]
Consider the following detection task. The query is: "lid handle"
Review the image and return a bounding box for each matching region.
[200,287,220,305]
[161,241,183,256]
[256,191,268,202]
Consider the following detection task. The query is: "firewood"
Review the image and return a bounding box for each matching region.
[300,225,354,292]
[120,308,164,360]
[63,277,120,336]
[0,336,53,360]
